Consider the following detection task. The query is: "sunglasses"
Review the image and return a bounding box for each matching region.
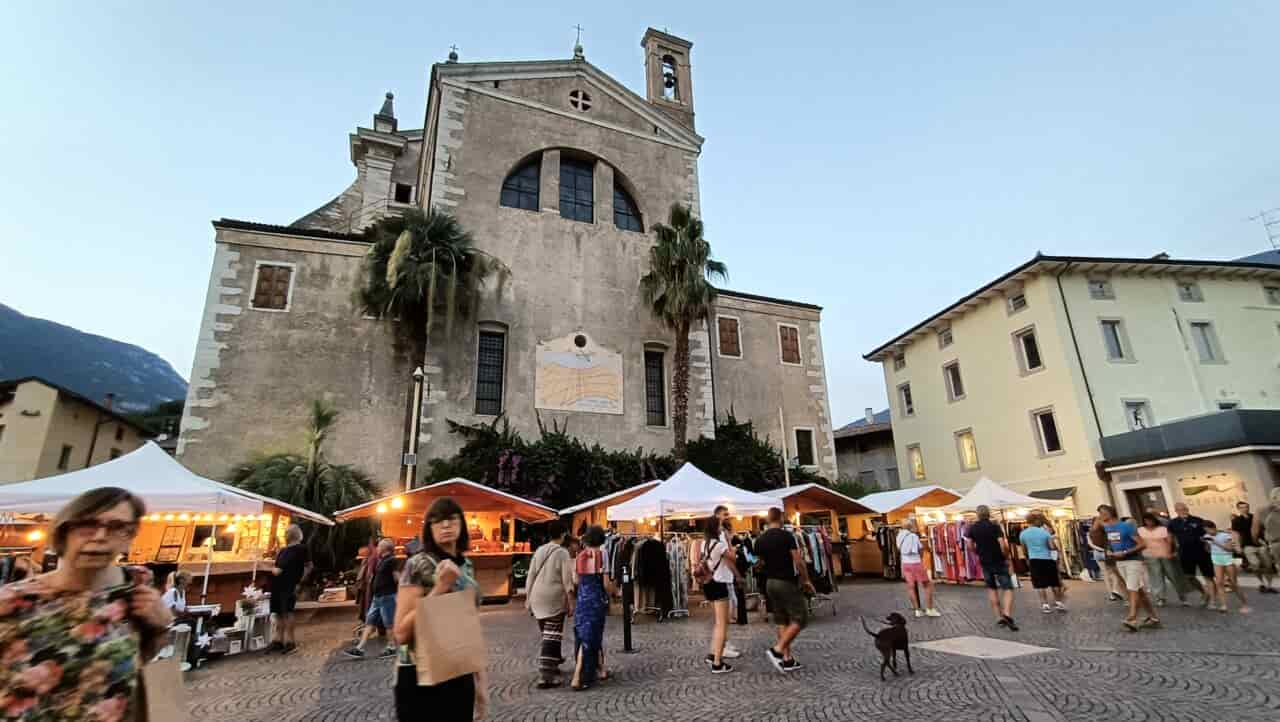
[64,519,139,539]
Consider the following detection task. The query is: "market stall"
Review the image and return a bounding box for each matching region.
[0,442,334,612]
[916,477,1076,583]
[559,481,660,536]
[851,486,962,577]
[335,478,557,601]
[606,463,788,620]
[762,484,875,577]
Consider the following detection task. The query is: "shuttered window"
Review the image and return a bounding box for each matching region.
[794,429,815,467]
[251,265,293,310]
[779,325,801,364]
[717,317,741,357]
[474,331,506,415]
[645,350,666,427]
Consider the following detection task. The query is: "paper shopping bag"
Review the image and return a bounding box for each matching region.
[414,587,487,686]
[138,656,190,722]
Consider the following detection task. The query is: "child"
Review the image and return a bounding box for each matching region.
[1203,520,1250,614]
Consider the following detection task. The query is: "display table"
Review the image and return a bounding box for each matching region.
[180,561,266,609]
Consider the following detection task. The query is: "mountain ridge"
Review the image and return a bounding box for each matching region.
[0,302,188,413]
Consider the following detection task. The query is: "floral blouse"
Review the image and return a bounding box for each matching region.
[396,553,477,669]
[0,574,144,722]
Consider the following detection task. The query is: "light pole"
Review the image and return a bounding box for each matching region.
[404,367,425,492]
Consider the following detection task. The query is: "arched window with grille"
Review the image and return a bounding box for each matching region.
[613,182,643,232]
[499,158,540,211]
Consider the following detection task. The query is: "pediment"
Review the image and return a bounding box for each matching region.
[439,60,703,150]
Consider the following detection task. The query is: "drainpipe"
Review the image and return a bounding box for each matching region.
[84,393,115,468]
[1054,264,1116,508]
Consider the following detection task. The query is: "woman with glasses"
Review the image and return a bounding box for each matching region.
[392,496,488,720]
[0,486,173,720]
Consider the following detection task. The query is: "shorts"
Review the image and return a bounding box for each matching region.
[981,562,1014,590]
[901,562,931,586]
[1116,560,1148,591]
[1028,559,1061,589]
[1211,553,1235,567]
[1243,545,1276,574]
[765,578,809,629]
[1179,554,1213,580]
[269,586,298,615]
[702,581,729,602]
[365,593,396,628]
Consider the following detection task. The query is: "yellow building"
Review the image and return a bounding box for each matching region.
[864,254,1280,522]
[0,377,150,483]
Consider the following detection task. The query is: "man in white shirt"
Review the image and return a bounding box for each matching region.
[897,518,940,618]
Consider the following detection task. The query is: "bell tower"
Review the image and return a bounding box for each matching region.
[641,28,694,130]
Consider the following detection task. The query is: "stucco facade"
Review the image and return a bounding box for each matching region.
[0,378,149,483]
[178,29,836,488]
[866,255,1280,515]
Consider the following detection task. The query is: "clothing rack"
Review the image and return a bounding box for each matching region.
[602,532,688,622]
[797,526,838,617]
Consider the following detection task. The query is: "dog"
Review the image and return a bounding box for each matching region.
[862,612,912,681]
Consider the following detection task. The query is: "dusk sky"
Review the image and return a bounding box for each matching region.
[4,2,1278,425]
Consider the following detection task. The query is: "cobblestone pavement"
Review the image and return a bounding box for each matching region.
[185,578,1280,721]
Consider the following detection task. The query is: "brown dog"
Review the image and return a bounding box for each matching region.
[862,613,912,680]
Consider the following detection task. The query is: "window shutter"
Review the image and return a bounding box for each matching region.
[779,326,801,364]
[718,317,740,356]
[253,265,292,310]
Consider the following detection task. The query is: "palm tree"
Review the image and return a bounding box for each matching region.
[230,400,379,570]
[355,208,508,367]
[354,208,509,485]
[639,203,728,461]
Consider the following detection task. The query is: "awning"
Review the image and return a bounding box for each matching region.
[856,486,961,514]
[1029,487,1076,501]
[762,484,874,515]
[335,478,557,523]
[559,481,661,516]
[607,463,782,521]
[927,477,1072,513]
[0,442,333,525]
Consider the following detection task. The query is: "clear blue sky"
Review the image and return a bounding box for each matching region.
[4,2,1278,425]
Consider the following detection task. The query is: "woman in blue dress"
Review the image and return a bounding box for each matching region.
[571,525,611,690]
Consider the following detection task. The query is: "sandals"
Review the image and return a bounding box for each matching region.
[1141,617,1161,629]
[1122,619,1139,632]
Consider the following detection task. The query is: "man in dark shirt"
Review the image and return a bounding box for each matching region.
[346,538,399,658]
[966,505,1017,631]
[1167,502,1212,603]
[269,524,312,654]
[754,508,814,673]
[1234,501,1277,594]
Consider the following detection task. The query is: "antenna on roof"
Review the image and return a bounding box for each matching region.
[1246,207,1280,250]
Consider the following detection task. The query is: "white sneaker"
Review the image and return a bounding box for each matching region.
[914,609,924,618]
[722,645,741,659]
[1041,603,1052,614]
[925,608,941,617]
[1055,602,1067,613]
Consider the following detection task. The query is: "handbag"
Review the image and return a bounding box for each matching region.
[414,585,487,686]
[137,656,189,722]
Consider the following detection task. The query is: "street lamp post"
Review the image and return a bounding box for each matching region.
[404,367,425,492]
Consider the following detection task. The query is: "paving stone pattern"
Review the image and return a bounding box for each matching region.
[185,579,1280,721]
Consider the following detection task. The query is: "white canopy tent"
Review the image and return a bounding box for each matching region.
[0,442,333,525]
[922,477,1072,515]
[606,463,782,521]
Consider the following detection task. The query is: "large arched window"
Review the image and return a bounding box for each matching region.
[500,158,540,211]
[613,182,643,232]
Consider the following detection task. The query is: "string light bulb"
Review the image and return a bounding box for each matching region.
[376,503,388,514]
[391,497,404,510]
[178,513,189,521]
[27,530,43,542]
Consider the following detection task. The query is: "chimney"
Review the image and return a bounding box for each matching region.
[104,393,115,412]
[865,407,875,424]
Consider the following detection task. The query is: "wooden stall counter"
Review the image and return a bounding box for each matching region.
[469,552,531,601]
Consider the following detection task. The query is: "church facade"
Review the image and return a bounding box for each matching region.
[177,28,838,489]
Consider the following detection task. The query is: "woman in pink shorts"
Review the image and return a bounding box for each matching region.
[898,518,941,617]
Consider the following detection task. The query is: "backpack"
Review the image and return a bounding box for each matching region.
[693,540,723,586]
